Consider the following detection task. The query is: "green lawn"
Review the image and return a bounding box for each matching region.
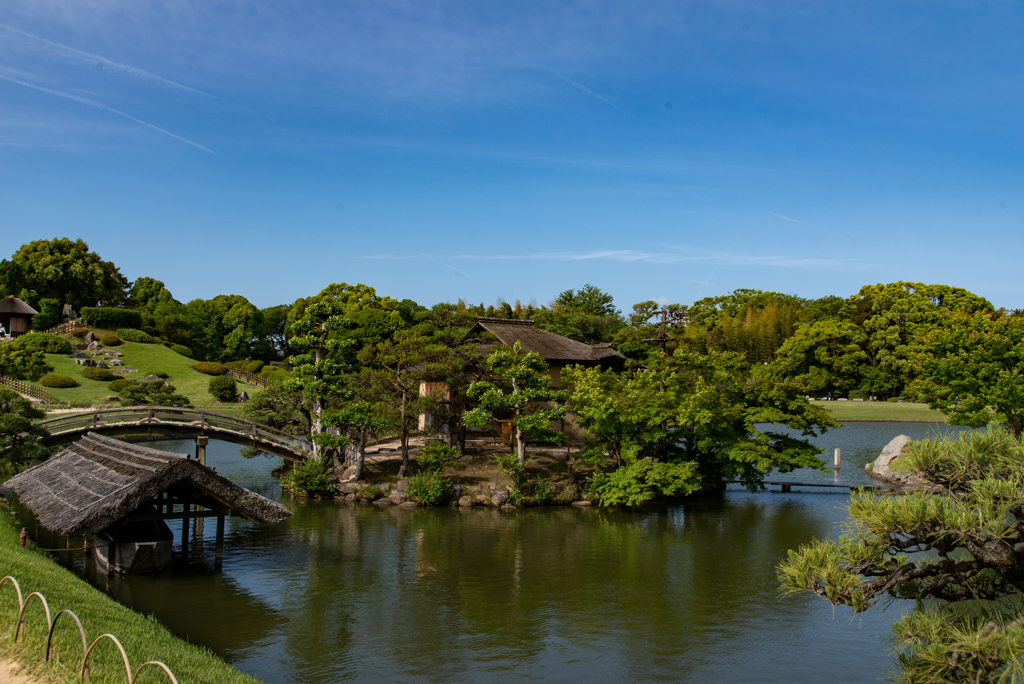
[40,332,263,409]
[0,502,262,684]
[810,400,947,422]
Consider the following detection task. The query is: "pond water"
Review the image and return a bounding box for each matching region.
[54,421,974,683]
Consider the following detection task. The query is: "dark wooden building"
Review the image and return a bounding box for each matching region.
[4,433,291,573]
[0,295,38,338]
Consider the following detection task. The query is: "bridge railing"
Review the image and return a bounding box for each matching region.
[36,406,312,455]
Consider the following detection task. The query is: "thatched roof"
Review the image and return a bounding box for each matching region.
[3,433,291,536]
[465,318,625,364]
[0,295,38,316]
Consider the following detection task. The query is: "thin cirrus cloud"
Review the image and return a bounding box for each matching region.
[0,73,213,153]
[0,22,209,97]
[770,213,805,223]
[542,68,629,114]
[363,249,871,270]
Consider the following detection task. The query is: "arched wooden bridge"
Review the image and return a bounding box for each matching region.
[36,406,312,461]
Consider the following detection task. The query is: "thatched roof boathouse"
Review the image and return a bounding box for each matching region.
[4,433,291,573]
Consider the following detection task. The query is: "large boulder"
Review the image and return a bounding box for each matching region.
[865,435,913,483]
[84,332,96,344]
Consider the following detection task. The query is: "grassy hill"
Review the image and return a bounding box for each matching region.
[40,331,266,408]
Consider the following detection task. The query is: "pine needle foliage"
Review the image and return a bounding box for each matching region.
[778,427,1024,682]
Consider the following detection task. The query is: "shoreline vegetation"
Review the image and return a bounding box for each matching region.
[0,500,262,684]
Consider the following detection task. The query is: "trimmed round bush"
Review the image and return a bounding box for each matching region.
[71,328,89,338]
[245,361,265,374]
[169,344,194,358]
[191,362,226,376]
[108,378,137,392]
[11,332,72,354]
[259,365,290,384]
[208,375,238,402]
[99,334,122,346]
[82,367,117,381]
[39,374,78,388]
[115,328,156,343]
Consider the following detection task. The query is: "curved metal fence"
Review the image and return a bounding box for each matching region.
[1,574,179,683]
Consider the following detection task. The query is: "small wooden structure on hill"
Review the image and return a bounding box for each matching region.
[0,295,37,338]
[4,433,291,573]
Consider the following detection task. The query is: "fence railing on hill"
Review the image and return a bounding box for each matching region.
[41,318,84,335]
[225,367,273,389]
[0,376,51,403]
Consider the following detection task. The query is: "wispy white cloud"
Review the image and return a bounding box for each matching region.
[0,23,209,97]
[421,253,473,278]
[0,73,213,152]
[770,212,804,223]
[363,249,873,270]
[543,68,628,114]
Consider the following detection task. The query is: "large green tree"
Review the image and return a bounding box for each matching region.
[769,319,869,397]
[183,294,267,362]
[564,348,838,503]
[915,310,1024,437]
[0,345,52,381]
[464,341,567,465]
[359,329,446,476]
[286,283,402,462]
[779,428,1024,683]
[1,238,128,312]
[0,388,49,478]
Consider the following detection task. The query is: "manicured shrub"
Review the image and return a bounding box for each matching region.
[119,381,191,408]
[108,378,137,392]
[245,361,265,374]
[115,328,156,343]
[191,362,226,376]
[209,376,238,402]
[81,307,143,330]
[38,374,78,388]
[169,344,194,358]
[280,458,332,494]
[259,366,290,384]
[416,441,460,475]
[99,334,122,347]
[408,472,450,505]
[224,360,247,370]
[11,332,72,355]
[81,367,117,382]
[70,328,89,338]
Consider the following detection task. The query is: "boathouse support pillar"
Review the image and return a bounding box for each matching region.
[196,435,208,465]
[215,511,225,571]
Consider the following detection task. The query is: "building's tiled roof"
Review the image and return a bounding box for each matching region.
[464,318,625,363]
[0,296,38,316]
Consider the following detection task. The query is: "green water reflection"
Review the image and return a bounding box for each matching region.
[61,422,976,683]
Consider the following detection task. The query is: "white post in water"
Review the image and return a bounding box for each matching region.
[834,448,841,471]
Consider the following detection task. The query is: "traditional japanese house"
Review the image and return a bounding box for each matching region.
[4,433,291,573]
[0,295,38,338]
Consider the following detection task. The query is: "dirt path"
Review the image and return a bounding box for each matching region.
[0,659,40,684]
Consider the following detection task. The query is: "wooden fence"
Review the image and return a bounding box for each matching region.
[225,367,273,389]
[41,318,85,335]
[0,375,51,403]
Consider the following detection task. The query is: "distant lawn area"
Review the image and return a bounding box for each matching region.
[40,332,265,408]
[810,400,947,422]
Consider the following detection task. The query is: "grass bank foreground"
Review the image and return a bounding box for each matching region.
[0,503,261,684]
[809,400,946,422]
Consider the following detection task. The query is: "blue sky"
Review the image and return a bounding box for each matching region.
[2,1,1022,311]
